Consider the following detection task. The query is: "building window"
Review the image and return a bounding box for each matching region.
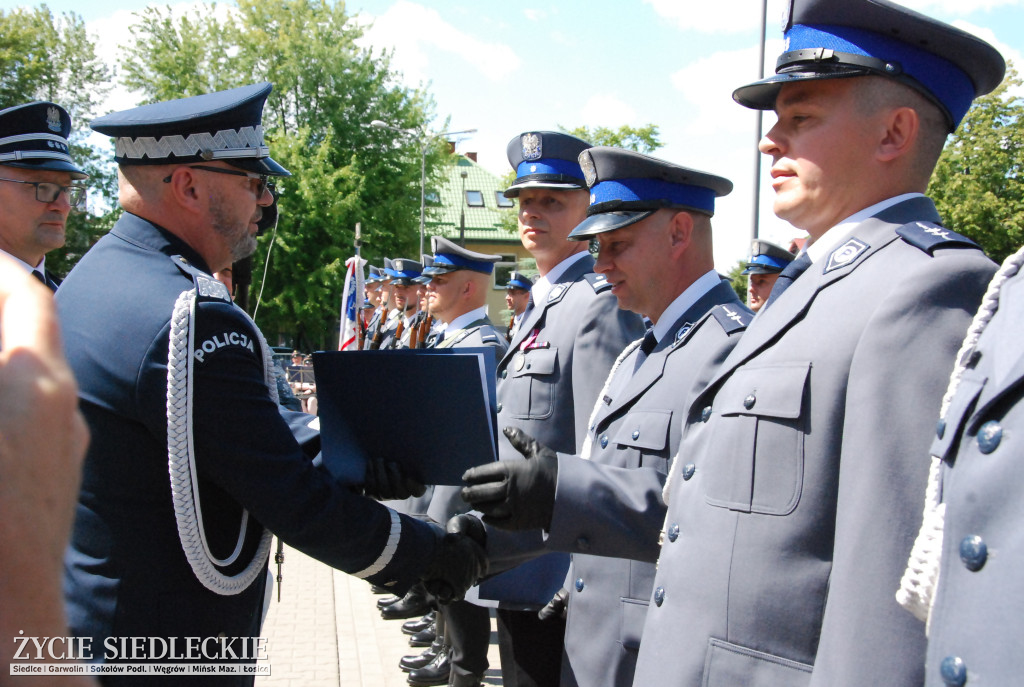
[493,256,518,290]
[495,192,514,208]
[465,190,484,207]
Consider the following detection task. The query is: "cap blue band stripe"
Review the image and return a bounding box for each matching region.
[589,178,716,214]
[515,158,584,181]
[787,24,975,126]
[748,254,790,270]
[431,253,495,274]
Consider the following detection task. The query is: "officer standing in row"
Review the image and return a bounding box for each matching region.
[461,147,750,687]
[742,239,795,312]
[56,83,486,683]
[0,101,88,290]
[504,271,533,341]
[459,132,646,687]
[380,258,423,349]
[632,1,1005,685]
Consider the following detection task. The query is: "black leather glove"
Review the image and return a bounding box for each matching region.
[420,521,488,604]
[460,426,558,530]
[361,457,426,501]
[538,587,569,621]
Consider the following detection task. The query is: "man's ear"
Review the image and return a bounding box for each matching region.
[668,210,694,259]
[877,106,920,163]
[164,166,205,214]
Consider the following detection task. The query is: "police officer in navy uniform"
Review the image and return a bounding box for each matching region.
[0,101,88,290]
[630,2,1005,686]
[454,132,646,687]
[461,147,751,687]
[57,83,485,684]
[742,239,795,312]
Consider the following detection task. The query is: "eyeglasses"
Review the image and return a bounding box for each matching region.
[0,177,87,208]
[163,165,270,198]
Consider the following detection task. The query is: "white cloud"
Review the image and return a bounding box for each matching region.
[356,1,521,85]
[524,9,548,22]
[578,94,638,128]
[644,0,790,34]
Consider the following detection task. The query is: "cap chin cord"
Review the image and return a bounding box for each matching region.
[167,288,275,595]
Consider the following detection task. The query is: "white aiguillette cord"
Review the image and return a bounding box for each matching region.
[167,288,275,595]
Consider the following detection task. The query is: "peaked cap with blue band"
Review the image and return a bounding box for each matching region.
[413,255,435,284]
[505,271,534,291]
[0,102,87,179]
[424,236,501,276]
[366,265,383,284]
[732,0,1005,131]
[386,258,422,285]
[569,147,733,239]
[743,239,795,275]
[503,131,592,198]
[90,82,290,176]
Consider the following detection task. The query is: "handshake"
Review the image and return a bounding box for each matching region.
[366,426,559,604]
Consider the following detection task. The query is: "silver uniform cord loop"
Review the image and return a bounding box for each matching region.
[167,288,275,595]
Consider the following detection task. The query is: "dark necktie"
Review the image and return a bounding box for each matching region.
[32,270,56,293]
[762,252,813,310]
[640,329,658,356]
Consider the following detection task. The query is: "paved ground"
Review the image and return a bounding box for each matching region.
[256,540,503,686]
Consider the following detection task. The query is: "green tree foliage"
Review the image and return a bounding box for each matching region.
[120,0,448,349]
[929,65,1024,264]
[0,6,117,277]
[725,259,748,305]
[559,124,662,153]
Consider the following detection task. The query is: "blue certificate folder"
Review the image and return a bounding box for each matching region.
[312,348,498,486]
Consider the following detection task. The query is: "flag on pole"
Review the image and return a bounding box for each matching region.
[339,256,366,351]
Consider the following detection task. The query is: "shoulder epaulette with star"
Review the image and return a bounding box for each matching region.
[896,221,979,255]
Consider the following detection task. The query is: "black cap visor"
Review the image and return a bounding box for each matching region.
[733,68,871,110]
[4,158,88,180]
[568,210,655,240]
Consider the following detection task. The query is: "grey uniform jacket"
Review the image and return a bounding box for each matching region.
[425,317,509,526]
[547,280,751,687]
[479,253,646,608]
[925,256,1024,686]
[632,198,996,687]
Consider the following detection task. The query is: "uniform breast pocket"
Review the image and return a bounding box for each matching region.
[703,363,809,515]
[506,347,559,420]
[611,409,673,472]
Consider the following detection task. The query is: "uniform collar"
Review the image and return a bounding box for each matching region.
[0,247,41,274]
[805,193,925,264]
[650,270,722,345]
[442,305,489,333]
[112,212,213,274]
[532,250,590,304]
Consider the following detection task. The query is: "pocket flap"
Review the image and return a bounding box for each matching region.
[931,373,985,463]
[510,347,558,378]
[718,363,810,419]
[611,410,673,451]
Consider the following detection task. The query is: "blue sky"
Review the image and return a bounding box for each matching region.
[6,0,1023,268]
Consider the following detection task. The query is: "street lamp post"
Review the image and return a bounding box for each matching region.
[459,169,468,247]
[370,120,478,257]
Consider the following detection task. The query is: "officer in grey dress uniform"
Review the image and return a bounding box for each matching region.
[0,101,88,290]
[896,247,1024,687]
[630,2,1006,686]
[57,83,485,684]
[379,258,422,349]
[455,132,646,687]
[461,147,751,687]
